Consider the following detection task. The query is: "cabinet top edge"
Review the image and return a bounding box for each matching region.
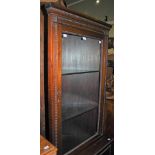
[41,2,112,31]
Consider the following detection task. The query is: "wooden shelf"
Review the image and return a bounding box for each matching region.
[62,70,99,75]
[62,93,98,121]
[62,34,101,75]
[62,108,98,154]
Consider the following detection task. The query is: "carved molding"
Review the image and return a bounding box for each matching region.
[40,0,66,7]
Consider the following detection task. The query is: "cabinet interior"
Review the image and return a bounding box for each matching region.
[62,34,101,153]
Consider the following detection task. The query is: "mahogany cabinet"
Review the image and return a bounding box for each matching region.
[40,3,112,155]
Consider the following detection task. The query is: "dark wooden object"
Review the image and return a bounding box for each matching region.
[40,10,46,136]
[40,3,112,155]
[40,0,66,7]
[41,135,57,155]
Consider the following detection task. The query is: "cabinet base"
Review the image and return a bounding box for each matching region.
[67,136,114,155]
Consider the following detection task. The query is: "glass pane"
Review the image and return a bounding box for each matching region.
[62,34,100,74]
[62,72,99,121]
[62,34,101,154]
[62,108,98,153]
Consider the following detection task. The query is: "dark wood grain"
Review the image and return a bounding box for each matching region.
[74,137,114,155]
[40,135,57,155]
[44,3,111,31]
[40,0,66,7]
[98,36,109,135]
[41,3,112,155]
[40,10,46,136]
[105,99,114,138]
[45,14,63,154]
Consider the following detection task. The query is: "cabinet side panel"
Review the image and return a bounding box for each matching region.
[47,15,62,154]
[40,10,46,136]
[98,35,109,135]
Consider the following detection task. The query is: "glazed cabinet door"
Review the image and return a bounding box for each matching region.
[61,34,102,154]
[43,6,110,155]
